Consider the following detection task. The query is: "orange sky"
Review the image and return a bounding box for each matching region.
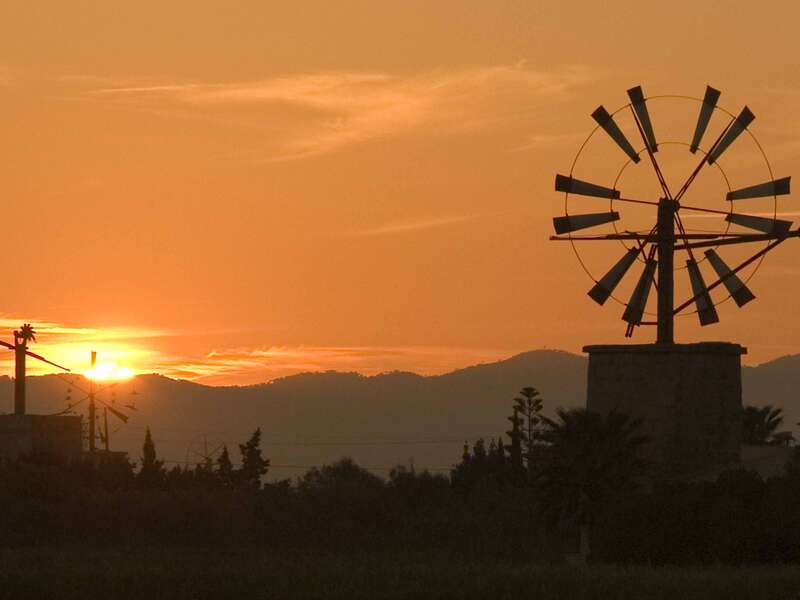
[2,1,800,384]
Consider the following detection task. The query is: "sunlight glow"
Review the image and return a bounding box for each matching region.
[85,363,135,381]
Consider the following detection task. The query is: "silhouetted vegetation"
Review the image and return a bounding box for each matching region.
[743,404,793,446]
[1,392,800,569]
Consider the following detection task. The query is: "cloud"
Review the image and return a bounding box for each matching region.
[88,64,593,160]
[162,345,515,385]
[0,316,171,377]
[349,214,482,236]
[0,314,519,384]
[510,132,586,152]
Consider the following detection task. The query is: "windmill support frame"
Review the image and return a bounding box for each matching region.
[657,199,676,343]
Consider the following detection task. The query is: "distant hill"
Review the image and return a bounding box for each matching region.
[0,350,586,477]
[0,349,796,478]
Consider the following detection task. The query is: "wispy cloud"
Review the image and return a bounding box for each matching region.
[0,316,171,376]
[0,315,519,385]
[88,64,593,160]
[510,132,586,152]
[349,214,482,236]
[164,345,515,385]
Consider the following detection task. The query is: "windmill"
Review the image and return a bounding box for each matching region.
[552,85,793,341]
[57,351,135,452]
[0,323,71,415]
[185,434,226,470]
[551,85,793,479]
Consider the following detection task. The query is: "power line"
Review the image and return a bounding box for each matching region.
[117,435,474,447]
[158,459,453,473]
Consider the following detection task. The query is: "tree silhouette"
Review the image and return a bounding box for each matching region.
[512,387,544,475]
[216,445,234,488]
[138,426,164,487]
[539,408,649,561]
[238,428,269,490]
[506,407,524,475]
[16,323,36,344]
[742,405,785,445]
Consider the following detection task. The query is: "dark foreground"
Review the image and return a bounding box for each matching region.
[0,548,798,600]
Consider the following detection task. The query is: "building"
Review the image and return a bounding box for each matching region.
[585,342,744,480]
[0,414,83,462]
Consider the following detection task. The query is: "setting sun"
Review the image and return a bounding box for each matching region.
[85,362,134,381]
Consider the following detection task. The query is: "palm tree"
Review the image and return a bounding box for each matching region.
[539,408,649,562]
[15,323,36,346]
[742,405,784,445]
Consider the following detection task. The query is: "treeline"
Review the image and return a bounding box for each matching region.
[2,389,800,565]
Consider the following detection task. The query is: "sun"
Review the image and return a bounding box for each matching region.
[85,362,134,381]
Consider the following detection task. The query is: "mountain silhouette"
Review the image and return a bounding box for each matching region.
[0,349,796,477]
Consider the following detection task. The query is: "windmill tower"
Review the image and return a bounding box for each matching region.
[552,86,795,479]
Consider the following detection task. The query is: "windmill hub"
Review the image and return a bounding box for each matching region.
[552,85,795,479]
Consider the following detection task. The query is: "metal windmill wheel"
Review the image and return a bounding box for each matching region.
[552,85,795,341]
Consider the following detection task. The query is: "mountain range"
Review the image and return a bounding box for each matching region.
[0,349,796,478]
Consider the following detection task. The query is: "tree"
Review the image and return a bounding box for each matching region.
[512,387,544,475]
[539,408,649,562]
[388,464,450,510]
[16,323,36,344]
[138,427,164,486]
[451,437,517,493]
[216,445,234,488]
[742,405,785,445]
[237,428,269,490]
[193,455,216,489]
[506,407,525,475]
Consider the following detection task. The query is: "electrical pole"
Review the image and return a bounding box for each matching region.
[13,332,26,415]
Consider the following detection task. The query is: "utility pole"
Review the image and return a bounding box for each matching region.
[13,331,26,415]
[88,351,96,452]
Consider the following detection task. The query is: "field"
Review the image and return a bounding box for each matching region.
[0,548,798,599]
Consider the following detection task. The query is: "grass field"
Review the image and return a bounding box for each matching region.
[0,547,798,599]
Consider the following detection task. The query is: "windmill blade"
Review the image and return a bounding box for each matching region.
[726,177,791,200]
[97,398,129,423]
[107,405,129,423]
[591,106,641,164]
[588,247,640,305]
[725,213,792,235]
[690,86,721,154]
[622,259,657,326]
[627,86,658,152]
[553,212,620,235]
[555,174,620,199]
[686,259,719,326]
[707,106,755,164]
[0,340,14,351]
[24,349,70,372]
[704,249,756,307]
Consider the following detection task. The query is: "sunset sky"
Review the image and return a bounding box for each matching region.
[2,1,800,384]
